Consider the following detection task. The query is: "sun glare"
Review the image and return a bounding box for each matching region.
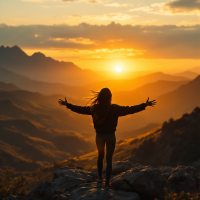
[115,66,122,72]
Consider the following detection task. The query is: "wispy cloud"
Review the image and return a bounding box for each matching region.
[69,13,134,21]
[62,0,101,4]
[21,0,44,2]
[1,23,200,59]
[104,3,131,7]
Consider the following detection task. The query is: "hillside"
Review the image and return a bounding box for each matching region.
[113,79,189,105]
[175,70,199,79]
[0,45,103,85]
[116,75,200,132]
[0,81,20,91]
[0,87,96,173]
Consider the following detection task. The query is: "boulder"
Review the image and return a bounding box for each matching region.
[69,182,140,200]
[111,172,133,191]
[27,167,93,199]
[160,166,173,181]
[165,166,199,194]
[111,165,162,197]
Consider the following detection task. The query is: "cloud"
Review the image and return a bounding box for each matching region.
[104,3,131,7]
[131,0,200,15]
[62,0,101,4]
[69,13,134,21]
[165,0,200,13]
[0,23,200,59]
[21,0,44,2]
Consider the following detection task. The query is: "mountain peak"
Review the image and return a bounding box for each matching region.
[31,52,46,58]
[0,45,27,57]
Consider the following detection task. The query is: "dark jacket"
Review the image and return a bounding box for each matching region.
[67,103,146,134]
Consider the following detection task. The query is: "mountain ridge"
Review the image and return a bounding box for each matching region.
[0,45,103,85]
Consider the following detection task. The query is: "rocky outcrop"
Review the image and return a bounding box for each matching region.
[111,164,162,197]
[164,166,199,195]
[8,161,200,200]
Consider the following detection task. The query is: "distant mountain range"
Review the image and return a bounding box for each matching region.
[113,79,189,105]
[0,65,191,100]
[85,71,190,93]
[0,84,96,173]
[0,45,103,85]
[174,70,199,79]
[116,75,200,132]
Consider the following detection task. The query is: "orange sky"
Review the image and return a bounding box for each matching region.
[0,0,200,73]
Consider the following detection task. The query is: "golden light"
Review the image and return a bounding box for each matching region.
[115,66,122,72]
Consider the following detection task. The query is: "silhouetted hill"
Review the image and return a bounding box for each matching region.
[0,118,95,172]
[175,70,199,79]
[0,67,86,98]
[0,45,103,85]
[85,71,190,93]
[116,75,200,132]
[0,89,93,132]
[113,80,189,105]
[0,81,20,91]
[190,66,200,74]
[116,123,160,140]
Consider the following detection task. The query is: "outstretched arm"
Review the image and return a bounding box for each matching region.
[116,97,156,117]
[58,98,92,115]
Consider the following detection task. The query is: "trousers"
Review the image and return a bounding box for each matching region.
[96,132,116,184]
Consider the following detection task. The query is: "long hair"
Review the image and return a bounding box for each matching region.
[87,88,112,124]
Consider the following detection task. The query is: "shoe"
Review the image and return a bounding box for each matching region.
[97,176,103,183]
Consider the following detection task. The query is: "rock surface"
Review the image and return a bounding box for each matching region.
[111,164,162,196]
[9,161,200,200]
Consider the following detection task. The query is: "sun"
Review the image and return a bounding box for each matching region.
[115,66,122,72]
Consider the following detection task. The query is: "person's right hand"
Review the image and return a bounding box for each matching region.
[146,97,156,107]
[58,97,68,106]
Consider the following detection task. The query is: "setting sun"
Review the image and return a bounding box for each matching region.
[115,66,122,72]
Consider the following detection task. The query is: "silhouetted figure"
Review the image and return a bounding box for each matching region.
[58,88,156,189]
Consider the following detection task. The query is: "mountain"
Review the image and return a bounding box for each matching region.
[0,45,103,85]
[113,80,189,105]
[0,86,99,172]
[0,67,85,98]
[0,118,95,172]
[85,72,190,93]
[0,67,190,101]
[0,81,20,91]
[0,89,93,132]
[190,66,200,74]
[116,75,200,132]
[116,123,160,140]
[174,70,199,79]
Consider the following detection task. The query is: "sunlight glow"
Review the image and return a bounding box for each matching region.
[115,66,122,72]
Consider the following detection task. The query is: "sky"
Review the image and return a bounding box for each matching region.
[0,0,200,72]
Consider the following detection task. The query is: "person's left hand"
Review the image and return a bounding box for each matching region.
[58,97,68,106]
[146,97,156,107]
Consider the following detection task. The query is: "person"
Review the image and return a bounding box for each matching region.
[58,87,156,189]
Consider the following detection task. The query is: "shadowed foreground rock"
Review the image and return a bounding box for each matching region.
[7,161,200,200]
